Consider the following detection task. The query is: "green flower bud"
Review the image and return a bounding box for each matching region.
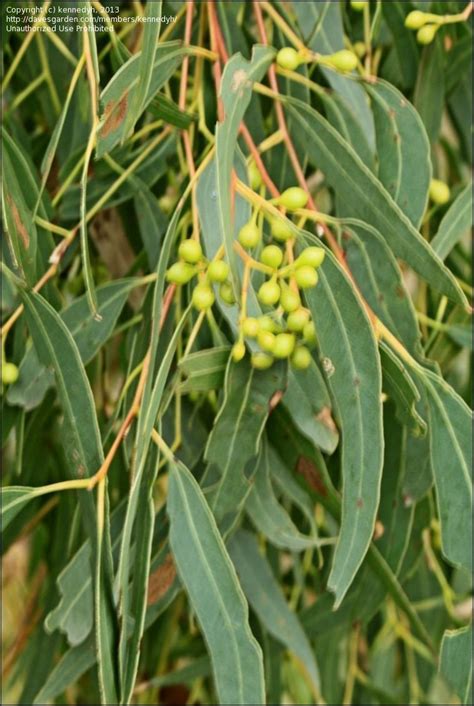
[258,279,281,306]
[294,265,319,289]
[416,24,438,45]
[405,10,427,30]
[287,308,310,332]
[166,262,196,285]
[2,362,19,385]
[241,317,259,338]
[276,47,301,71]
[280,286,301,313]
[192,283,215,310]
[279,186,309,211]
[297,246,325,269]
[232,341,246,362]
[251,352,274,370]
[325,50,358,73]
[272,333,296,359]
[238,222,261,249]
[207,260,230,283]
[351,1,368,11]
[429,179,450,205]
[178,238,203,264]
[303,321,317,346]
[260,245,284,269]
[291,346,312,370]
[270,217,294,242]
[248,161,262,190]
[219,281,236,306]
[257,330,276,352]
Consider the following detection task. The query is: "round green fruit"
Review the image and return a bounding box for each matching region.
[351,1,368,10]
[270,217,293,241]
[416,24,437,45]
[303,321,317,346]
[166,262,196,285]
[207,260,230,283]
[258,280,281,306]
[2,362,19,385]
[272,333,296,359]
[279,186,308,211]
[326,50,358,72]
[297,246,325,269]
[404,10,427,29]
[238,222,261,249]
[258,315,277,332]
[219,281,236,306]
[287,308,310,332]
[291,346,312,370]
[251,352,274,370]
[192,283,215,310]
[280,287,301,313]
[429,179,450,205]
[294,265,318,289]
[260,245,283,269]
[242,317,259,338]
[248,161,262,190]
[178,238,203,264]
[232,341,246,362]
[257,330,276,352]
[276,47,301,71]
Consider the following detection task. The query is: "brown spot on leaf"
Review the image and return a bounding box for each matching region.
[8,196,29,249]
[296,456,327,497]
[147,554,176,606]
[100,93,129,138]
[231,68,248,93]
[356,497,364,508]
[315,406,338,434]
[373,520,385,540]
[395,285,406,299]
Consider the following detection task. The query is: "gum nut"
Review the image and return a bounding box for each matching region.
[178,239,203,264]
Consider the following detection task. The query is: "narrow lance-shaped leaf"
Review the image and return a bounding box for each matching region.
[419,369,472,572]
[167,459,265,706]
[215,45,275,291]
[365,78,431,228]
[245,438,322,551]
[20,290,119,705]
[96,42,189,157]
[204,356,287,520]
[431,182,472,261]
[229,529,321,698]
[439,626,473,705]
[121,0,162,140]
[284,96,467,307]
[303,241,384,607]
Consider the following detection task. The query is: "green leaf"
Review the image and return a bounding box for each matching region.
[303,244,384,607]
[167,459,265,705]
[229,529,320,697]
[420,370,472,572]
[215,45,275,289]
[204,357,287,520]
[178,346,230,393]
[380,343,426,435]
[121,1,163,140]
[440,625,473,705]
[342,220,422,356]
[431,182,472,260]
[8,278,138,411]
[33,638,96,705]
[1,486,38,529]
[446,323,472,349]
[245,438,322,551]
[96,42,188,157]
[284,97,466,306]
[365,79,431,227]
[283,364,339,455]
[414,40,445,145]
[381,1,419,90]
[293,0,375,147]
[45,543,93,647]
[320,90,375,172]
[20,289,119,704]
[117,306,191,703]
[2,131,37,283]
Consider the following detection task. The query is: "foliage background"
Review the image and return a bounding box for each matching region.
[1,1,472,705]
